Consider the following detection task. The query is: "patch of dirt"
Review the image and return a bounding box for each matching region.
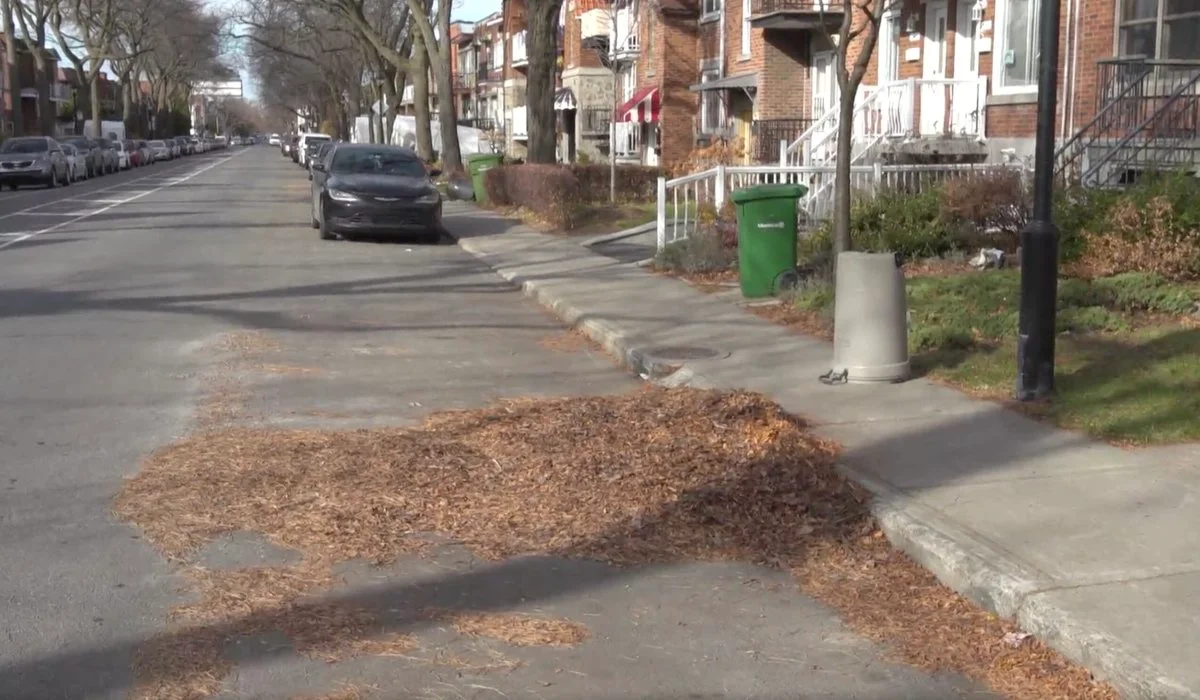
[118,388,1115,700]
[902,258,976,278]
[442,611,590,647]
[538,329,600,354]
[748,304,834,341]
[257,364,328,377]
[214,330,281,357]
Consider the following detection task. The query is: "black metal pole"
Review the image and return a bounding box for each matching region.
[1016,0,1063,401]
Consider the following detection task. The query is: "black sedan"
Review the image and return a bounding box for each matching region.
[311,144,443,243]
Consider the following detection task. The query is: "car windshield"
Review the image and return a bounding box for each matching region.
[330,149,427,177]
[66,139,89,149]
[149,140,165,147]
[1,138,48,153]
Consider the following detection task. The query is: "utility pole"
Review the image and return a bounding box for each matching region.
[1015,0,1063,400]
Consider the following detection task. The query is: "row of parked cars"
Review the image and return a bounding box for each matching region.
[0,134,235,190]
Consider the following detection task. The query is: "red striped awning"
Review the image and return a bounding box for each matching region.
[614,86,660,123]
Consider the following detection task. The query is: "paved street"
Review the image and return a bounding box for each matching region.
[0,148,992,699]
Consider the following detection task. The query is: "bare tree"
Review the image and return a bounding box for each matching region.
[51,0,143,136]
[2,0,22,136]
[821,0,897,256]
[14,0,59,136]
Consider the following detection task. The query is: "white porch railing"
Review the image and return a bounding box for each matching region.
[783,77,986,167]
[511,31,528,66]
[655,161,1023,251]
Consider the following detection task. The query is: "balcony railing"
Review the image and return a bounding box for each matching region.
[611,33,640,60]
[510,106,528,139]
[511,31,528,67]
[454,71,477,89]
[459,117,496,131]
[750,0,844,29]
[580,106,611,135]
[751,118,814,163]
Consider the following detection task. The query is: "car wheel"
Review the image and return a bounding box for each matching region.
[423,229,442,245]
[61,168,70,186]
[45,172,56,188]
[318,204,336,241]
[6,183,15,190]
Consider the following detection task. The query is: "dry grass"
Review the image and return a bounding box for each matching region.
[130,629,230,700]
[441,611,590,647]
[117,388,1116,700]
[257,364,328,377]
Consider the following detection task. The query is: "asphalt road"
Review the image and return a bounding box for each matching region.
[0,148,993,699]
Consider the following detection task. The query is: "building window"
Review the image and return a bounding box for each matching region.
[998,0,1040,89]
[1120,0,1200,60]
[741,0,752,55]
[703,0,722,17]
[880,12,900,82]
[700,68,723,133]
[620,64,636,101]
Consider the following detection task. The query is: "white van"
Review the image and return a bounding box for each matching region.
[296,133,332,167]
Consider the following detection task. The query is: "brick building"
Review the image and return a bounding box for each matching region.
[0,36,71,136]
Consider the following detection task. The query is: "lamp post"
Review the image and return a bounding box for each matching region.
[1015,0,1063,401]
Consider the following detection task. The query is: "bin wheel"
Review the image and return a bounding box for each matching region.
[774,268,801,295]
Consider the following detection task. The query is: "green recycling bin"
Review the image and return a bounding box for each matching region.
[730,183,808,298]
[467,153,504,204]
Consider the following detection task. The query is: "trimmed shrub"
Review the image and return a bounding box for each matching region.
[803,187,949,260]
[483,164,582,229]
[655,204,738,274]
[939,171,1030,251]
[569,164,661,202]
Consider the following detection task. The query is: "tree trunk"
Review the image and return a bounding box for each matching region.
[122,77,134,135]
[412,35,434,161]
[832,93,855,256]
[35,59,53,136]
[2,0,22,136]
[384,71,402,144]
[89,76,102,137]
[526,0,563,163]
[430,0,462,173]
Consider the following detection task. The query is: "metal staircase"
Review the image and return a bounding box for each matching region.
[1056,58,1200,187]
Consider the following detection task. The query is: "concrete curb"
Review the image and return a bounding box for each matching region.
[458,233,1195,700]
[579,221,657,248]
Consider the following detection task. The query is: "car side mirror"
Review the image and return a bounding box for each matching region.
[311,162,325,172]
[429,168,442,177]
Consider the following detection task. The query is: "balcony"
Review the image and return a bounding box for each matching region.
[511,31,528,68]
[510,106,528,140]
[580,106,611,135]
[749,0,844,31]
[454,71,477,90]
[610,34,640,61]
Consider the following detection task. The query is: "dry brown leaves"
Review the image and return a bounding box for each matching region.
[291,683,376,700]
[130,629,230,700]
[748,304,834,341]
[537,329,597,354]
[442,611,590,647]
[117,387,1115,700]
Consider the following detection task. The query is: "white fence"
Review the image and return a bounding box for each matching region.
[655,162,1024,251]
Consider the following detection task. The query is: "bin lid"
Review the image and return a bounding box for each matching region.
[467,153,503,163]
[730,183,808,204]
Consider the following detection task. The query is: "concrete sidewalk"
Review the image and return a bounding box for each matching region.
[445,203,1200,700]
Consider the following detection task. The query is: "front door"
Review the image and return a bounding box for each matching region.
[811,51,839,158]
[921,1,949,135]
[953,0,982,134]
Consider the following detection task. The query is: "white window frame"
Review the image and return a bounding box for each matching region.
[613,121,641,157]
[700,68,724,133]
[741,0,752,57]
[879,9,901,83]
[620,64,637,101]
[702,0,722,20]
[992,0,1040,94]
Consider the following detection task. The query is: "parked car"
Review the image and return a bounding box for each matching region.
[287,135,300,161]
[63,136,102,178]
[180,136,195,155]
[0,136,71,189]
[189,137,203,153]
[296,132,331,167]
[60,142,82,181]
[268,133,281,146]
[117,140,137,169]
[307,140,336,180]
[148,139,172,161]
[135,140,152,165]
[310,144,443,244]
[95,138,120,174]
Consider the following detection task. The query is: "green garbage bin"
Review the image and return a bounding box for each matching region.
[730,183,808,298]
[467,153,504,204]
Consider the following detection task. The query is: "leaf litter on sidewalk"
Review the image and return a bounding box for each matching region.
[115,387,1116,700]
